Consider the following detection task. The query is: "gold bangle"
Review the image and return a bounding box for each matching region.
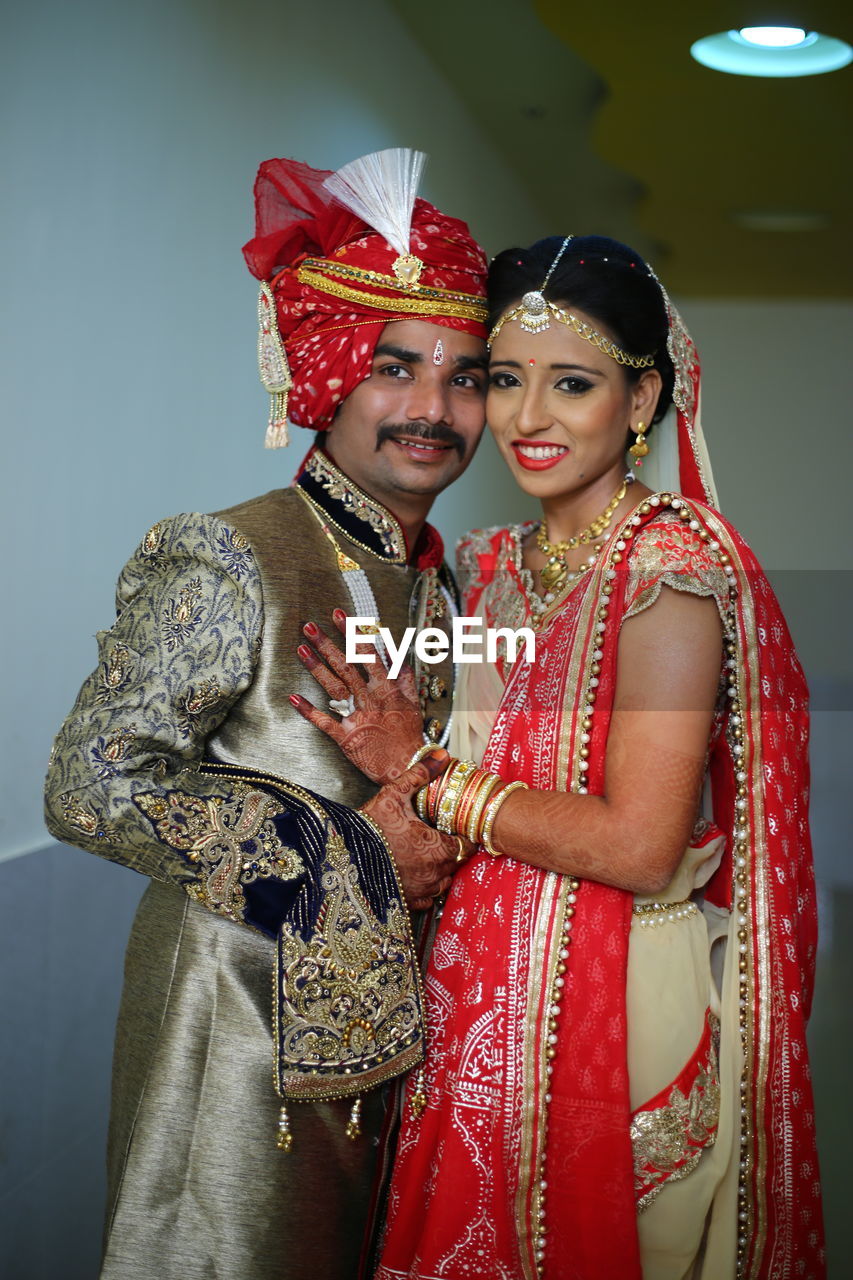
[410,743,444,824]
[436,759,477,835]
[480,780,529,857]
[425,772,447,825]
[466,773,502,844]
[454,768,489,837]
[423,754,456,824]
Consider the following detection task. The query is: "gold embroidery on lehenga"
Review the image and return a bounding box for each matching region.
[59,793,117,843]
[277,826,422,1093]
[631,1013,721,1211]
[133,783,304,922]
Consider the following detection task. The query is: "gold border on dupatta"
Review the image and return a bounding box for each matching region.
[698,509,771,1276]
[514,563,605,1278]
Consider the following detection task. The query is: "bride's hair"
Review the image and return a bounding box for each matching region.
[488,235,675,426]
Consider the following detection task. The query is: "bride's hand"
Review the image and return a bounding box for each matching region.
[290,612,424,784]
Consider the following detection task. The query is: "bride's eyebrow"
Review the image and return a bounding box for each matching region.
[550,363,602,375]
[489,358,602,375]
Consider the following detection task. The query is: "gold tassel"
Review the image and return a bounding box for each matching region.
[257,282,292,449]
[276,1101,293,1153]
[265,390,290,450]
[346,1096,363,1141]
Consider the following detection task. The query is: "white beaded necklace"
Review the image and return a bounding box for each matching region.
[298,487,455,748]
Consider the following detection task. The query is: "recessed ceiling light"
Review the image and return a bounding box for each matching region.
[738,27,807,48]
[691,28,852,76]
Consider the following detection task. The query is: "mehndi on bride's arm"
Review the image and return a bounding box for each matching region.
[292,590,721,896]
[484,587,722,894]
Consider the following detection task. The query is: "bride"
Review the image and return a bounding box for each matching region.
[296,234,824,1279]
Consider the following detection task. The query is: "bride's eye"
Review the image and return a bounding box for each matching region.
[556,375,593,395]
[488,371,521,389]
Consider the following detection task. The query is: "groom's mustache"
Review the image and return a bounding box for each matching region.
[375,421,467,459]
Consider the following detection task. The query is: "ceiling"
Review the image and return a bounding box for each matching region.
[390,0,852,296]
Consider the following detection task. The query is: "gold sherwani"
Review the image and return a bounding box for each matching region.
[44,450,454,1280]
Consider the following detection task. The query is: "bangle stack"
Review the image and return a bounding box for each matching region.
[415,757,528,856]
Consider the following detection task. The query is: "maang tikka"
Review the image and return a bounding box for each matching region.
[517,235,574,333]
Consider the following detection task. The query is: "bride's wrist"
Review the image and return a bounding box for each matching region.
[413,755,528,854]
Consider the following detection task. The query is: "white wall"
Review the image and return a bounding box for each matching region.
[676,300,852,696]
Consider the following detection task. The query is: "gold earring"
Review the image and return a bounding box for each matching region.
[629,421,650,466]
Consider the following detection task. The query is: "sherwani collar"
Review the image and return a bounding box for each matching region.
[294,447,445,569]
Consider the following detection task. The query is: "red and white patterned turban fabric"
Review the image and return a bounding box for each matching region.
[242,157,488,431]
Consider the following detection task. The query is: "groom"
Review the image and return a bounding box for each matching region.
[44,149,488,1279]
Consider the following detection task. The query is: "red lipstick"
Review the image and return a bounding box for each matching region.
[510,441,569,471]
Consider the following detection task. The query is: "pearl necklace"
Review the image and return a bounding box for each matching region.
[535,475,632,595]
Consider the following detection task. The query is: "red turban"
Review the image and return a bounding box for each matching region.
[242,155,488,438]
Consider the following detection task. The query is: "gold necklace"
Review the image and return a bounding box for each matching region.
[536,478,628,594]
[529,541,603,619]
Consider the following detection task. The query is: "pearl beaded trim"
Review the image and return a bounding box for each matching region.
[632,899,698,925]
[533,875,579,1277]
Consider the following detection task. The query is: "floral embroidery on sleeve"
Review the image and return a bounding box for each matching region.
[624,510,730,621]
[45,511,266,893]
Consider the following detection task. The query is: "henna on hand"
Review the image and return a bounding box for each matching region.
[293,618,425,784]
[361,756,457,910]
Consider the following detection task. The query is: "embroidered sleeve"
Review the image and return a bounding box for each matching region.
[623,511,730,622]
[45,514,426,1097]
[43,511,276,923]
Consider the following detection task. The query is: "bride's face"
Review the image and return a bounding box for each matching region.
[487,307,659,500]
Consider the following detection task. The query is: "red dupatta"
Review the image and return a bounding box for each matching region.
[376,494,823,1280]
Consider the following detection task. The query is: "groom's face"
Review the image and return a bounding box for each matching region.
[323,319,488,507]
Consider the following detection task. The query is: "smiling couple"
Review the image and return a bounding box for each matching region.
[46,148,823,1279]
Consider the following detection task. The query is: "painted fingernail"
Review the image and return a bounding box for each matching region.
[297,644,314,663]
[289,694,303,708]
[428,748,450,761]
[302,621,319,638]
[333,608,346,624]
